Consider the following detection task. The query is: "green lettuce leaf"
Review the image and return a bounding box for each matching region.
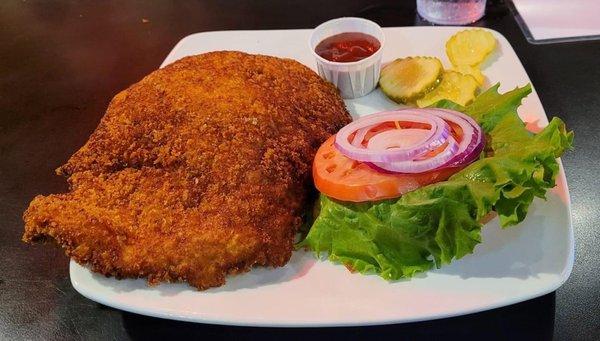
[299,83,573,280]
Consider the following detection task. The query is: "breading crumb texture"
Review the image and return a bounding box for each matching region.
[23,51,351,289]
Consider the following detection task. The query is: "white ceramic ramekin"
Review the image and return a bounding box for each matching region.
[309,17,385,99]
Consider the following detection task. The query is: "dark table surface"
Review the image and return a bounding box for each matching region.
[1,0,599,340]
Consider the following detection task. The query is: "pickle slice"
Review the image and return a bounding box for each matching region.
[452,64,485,85]
[379,56,443,103]
[446,29,496,67]
[416,71,479,108]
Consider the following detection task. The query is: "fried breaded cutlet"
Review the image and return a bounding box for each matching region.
[23,51,351,289]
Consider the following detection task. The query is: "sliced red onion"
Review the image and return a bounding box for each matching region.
[333,108,484,175]
[367,128,431,150]
[373,136,460,173]
[351,124,374,147]
[335,111,450,162]
[427,108,484,167]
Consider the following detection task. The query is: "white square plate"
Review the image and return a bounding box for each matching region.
[70,27,573,326]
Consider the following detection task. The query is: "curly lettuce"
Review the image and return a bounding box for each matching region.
[299,84,573,280]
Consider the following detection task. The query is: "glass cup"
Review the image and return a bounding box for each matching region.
[417,0,487,25]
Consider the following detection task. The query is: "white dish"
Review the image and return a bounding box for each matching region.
[70,26,573,327]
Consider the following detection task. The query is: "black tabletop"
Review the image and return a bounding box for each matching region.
[1,1,598,340]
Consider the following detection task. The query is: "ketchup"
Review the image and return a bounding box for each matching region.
[315,32,381,63]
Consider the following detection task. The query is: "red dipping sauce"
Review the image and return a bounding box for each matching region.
[315,32,381,63]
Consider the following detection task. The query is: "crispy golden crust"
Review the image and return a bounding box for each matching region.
[23,51,351,289]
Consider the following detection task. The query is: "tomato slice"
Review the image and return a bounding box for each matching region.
[313,136,463,202]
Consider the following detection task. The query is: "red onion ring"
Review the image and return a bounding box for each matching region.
[367,128,431,150]
[333,108,484,174]
[373,136,460,173]
[427,108,485,167]
[351,124,374,147]
[335,111,450,162]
